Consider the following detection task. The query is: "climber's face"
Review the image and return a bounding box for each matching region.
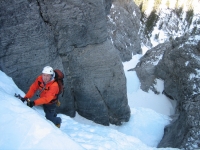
[42,73,52,84]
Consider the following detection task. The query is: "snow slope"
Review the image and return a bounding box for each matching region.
[0,56,178,150]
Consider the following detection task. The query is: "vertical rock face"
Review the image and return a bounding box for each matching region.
[0,0,131,125]
[0,0,64,91]
[132,42,172,93]
[132,34,200,149]
[156,35,200,149]
[37,0,110,52]
[62,40,130,125]
[107,0,142,62]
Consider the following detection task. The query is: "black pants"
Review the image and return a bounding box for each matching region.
[43,103,61,125]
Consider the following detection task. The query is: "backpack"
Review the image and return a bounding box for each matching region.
[54,69,64,97]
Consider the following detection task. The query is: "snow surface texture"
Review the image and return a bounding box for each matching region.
[0,55,179,150]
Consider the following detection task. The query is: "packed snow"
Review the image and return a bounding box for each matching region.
[123,54,176,117]
[0,54,179,150]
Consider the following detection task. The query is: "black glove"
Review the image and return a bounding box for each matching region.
[21,97,28,103]
[27,101,35,108]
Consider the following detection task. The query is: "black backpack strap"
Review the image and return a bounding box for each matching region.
[38,81,42,88]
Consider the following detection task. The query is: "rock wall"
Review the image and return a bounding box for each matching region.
[131,42,172,93]
[132,34,200,149]
[61,40,130,125]
[0,0,142,125]
[0,0,64,89]
[156,35,200,149]
[108,0,142,62]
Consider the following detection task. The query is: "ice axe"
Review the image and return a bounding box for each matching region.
[14,93,30,102]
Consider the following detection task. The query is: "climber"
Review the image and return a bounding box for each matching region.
[21,66,62,128]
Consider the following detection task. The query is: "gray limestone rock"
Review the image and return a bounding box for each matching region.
[131,42,173,93]
[59,40,130,125]
[37,0,110,52]
[0,0,63,92]
[107,0,142,62]
[132,34,200,149]
[156,35,200,149]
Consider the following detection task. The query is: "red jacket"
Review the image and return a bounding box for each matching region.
[25,75,59,106]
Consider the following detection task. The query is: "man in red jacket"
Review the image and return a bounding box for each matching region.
[22,66,61,128]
